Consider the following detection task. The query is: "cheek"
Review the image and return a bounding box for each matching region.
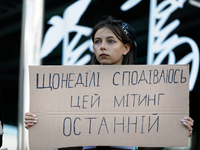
[93,45,97,53]
[93,47,98,57]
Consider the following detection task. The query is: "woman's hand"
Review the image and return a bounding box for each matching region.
[181,117,194,137]
[24,112,37,129]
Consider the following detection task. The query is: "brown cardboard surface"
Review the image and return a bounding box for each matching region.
[29,65,189,150]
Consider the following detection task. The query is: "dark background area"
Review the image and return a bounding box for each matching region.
[0,0,199,149]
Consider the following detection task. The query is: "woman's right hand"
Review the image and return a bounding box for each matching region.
[24,112,37,129]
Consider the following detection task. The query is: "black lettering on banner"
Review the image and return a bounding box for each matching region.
[148,70,153,84]
[85,117,96,134]
[89,72,95,87]
[122,71,130,86]
[138,70,148,84]
[75,73,84,87]
[85,72,89,87]
[52,73,60,89]
[147,94,156,106]
[159,70,165,83]
[98,117,109,134]
[61,73,68,88]
[74,117,81,136]
[97,72,100,87]
[113,72,120,86]
[168,69,174,83]
[68,73,75,88]
[91,93,100,108]
[70,96,80,109]
[36,73,52,90]
[141,116,145,134]
[181,69,186,83]
[166,69,169,83]
[82,95,89,109]
[153,69,159,84]
[131,94,138,107]
[126,94,129,107]
[114,95,125,107]
[158,93,164,105]
[114,116,124,133]
[148,115,159,132]
[128,116,137,133]
[138,94,147,106]
[63,117,72,137]
[131,71,138,85]
[63,117,81,137]
[174,69,180,84]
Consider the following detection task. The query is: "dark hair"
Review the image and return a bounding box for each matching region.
[90,16,137,65]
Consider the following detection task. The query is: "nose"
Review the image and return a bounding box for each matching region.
[100,41,106,51]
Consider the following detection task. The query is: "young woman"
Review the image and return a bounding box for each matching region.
[25,16,194,150]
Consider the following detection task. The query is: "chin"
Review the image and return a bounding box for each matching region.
[99,61,110,65]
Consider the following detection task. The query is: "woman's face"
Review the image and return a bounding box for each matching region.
[93,27,130,65]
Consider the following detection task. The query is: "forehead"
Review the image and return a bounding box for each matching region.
[94,27,116,38]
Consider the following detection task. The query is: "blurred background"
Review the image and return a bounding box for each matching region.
[0,0,200,149]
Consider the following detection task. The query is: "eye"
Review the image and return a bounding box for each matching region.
[94,40,101,44]
[108,40,114,44]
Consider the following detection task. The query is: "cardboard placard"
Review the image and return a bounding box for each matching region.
[29,65,189,150]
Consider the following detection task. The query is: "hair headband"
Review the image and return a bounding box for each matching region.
[121,22,137,48]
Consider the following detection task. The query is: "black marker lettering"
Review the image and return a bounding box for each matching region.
[138,70,148,84]
[61,73,68,88]
[70,96,80,109]
[75,73,84,87]
[52,73,60,89]
[180,69,186,83]
[98,117,109,134]
[36,73,52,90]
[148,115,159,132]
[128,116,137,133]
[122,71,130,86]
[158,93,164,105]
[131,71,138,85]
[74,117,81,136]
[85,117,96,134]
[68,73,75,88]
[91,94,100,108]
[114,116,124,133]
[97,72,100,87]
[114,95,125,107]
[147,94,156,106]
[141,116,145,134]
[153,69,159,84]
[113,72,120,86]
[82,95,89,109]
[63,117,72,137]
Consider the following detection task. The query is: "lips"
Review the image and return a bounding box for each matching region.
[100,53,109,58]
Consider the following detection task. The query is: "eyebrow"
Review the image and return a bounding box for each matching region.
[94,36,116,40]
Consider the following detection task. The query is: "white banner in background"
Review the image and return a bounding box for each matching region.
[40,0,93,65]
[40,0,199,91]
[147,0,199,91]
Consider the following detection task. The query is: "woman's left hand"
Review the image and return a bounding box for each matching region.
[181,117,194,137]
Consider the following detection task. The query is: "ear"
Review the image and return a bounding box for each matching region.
[122,43,131,55]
